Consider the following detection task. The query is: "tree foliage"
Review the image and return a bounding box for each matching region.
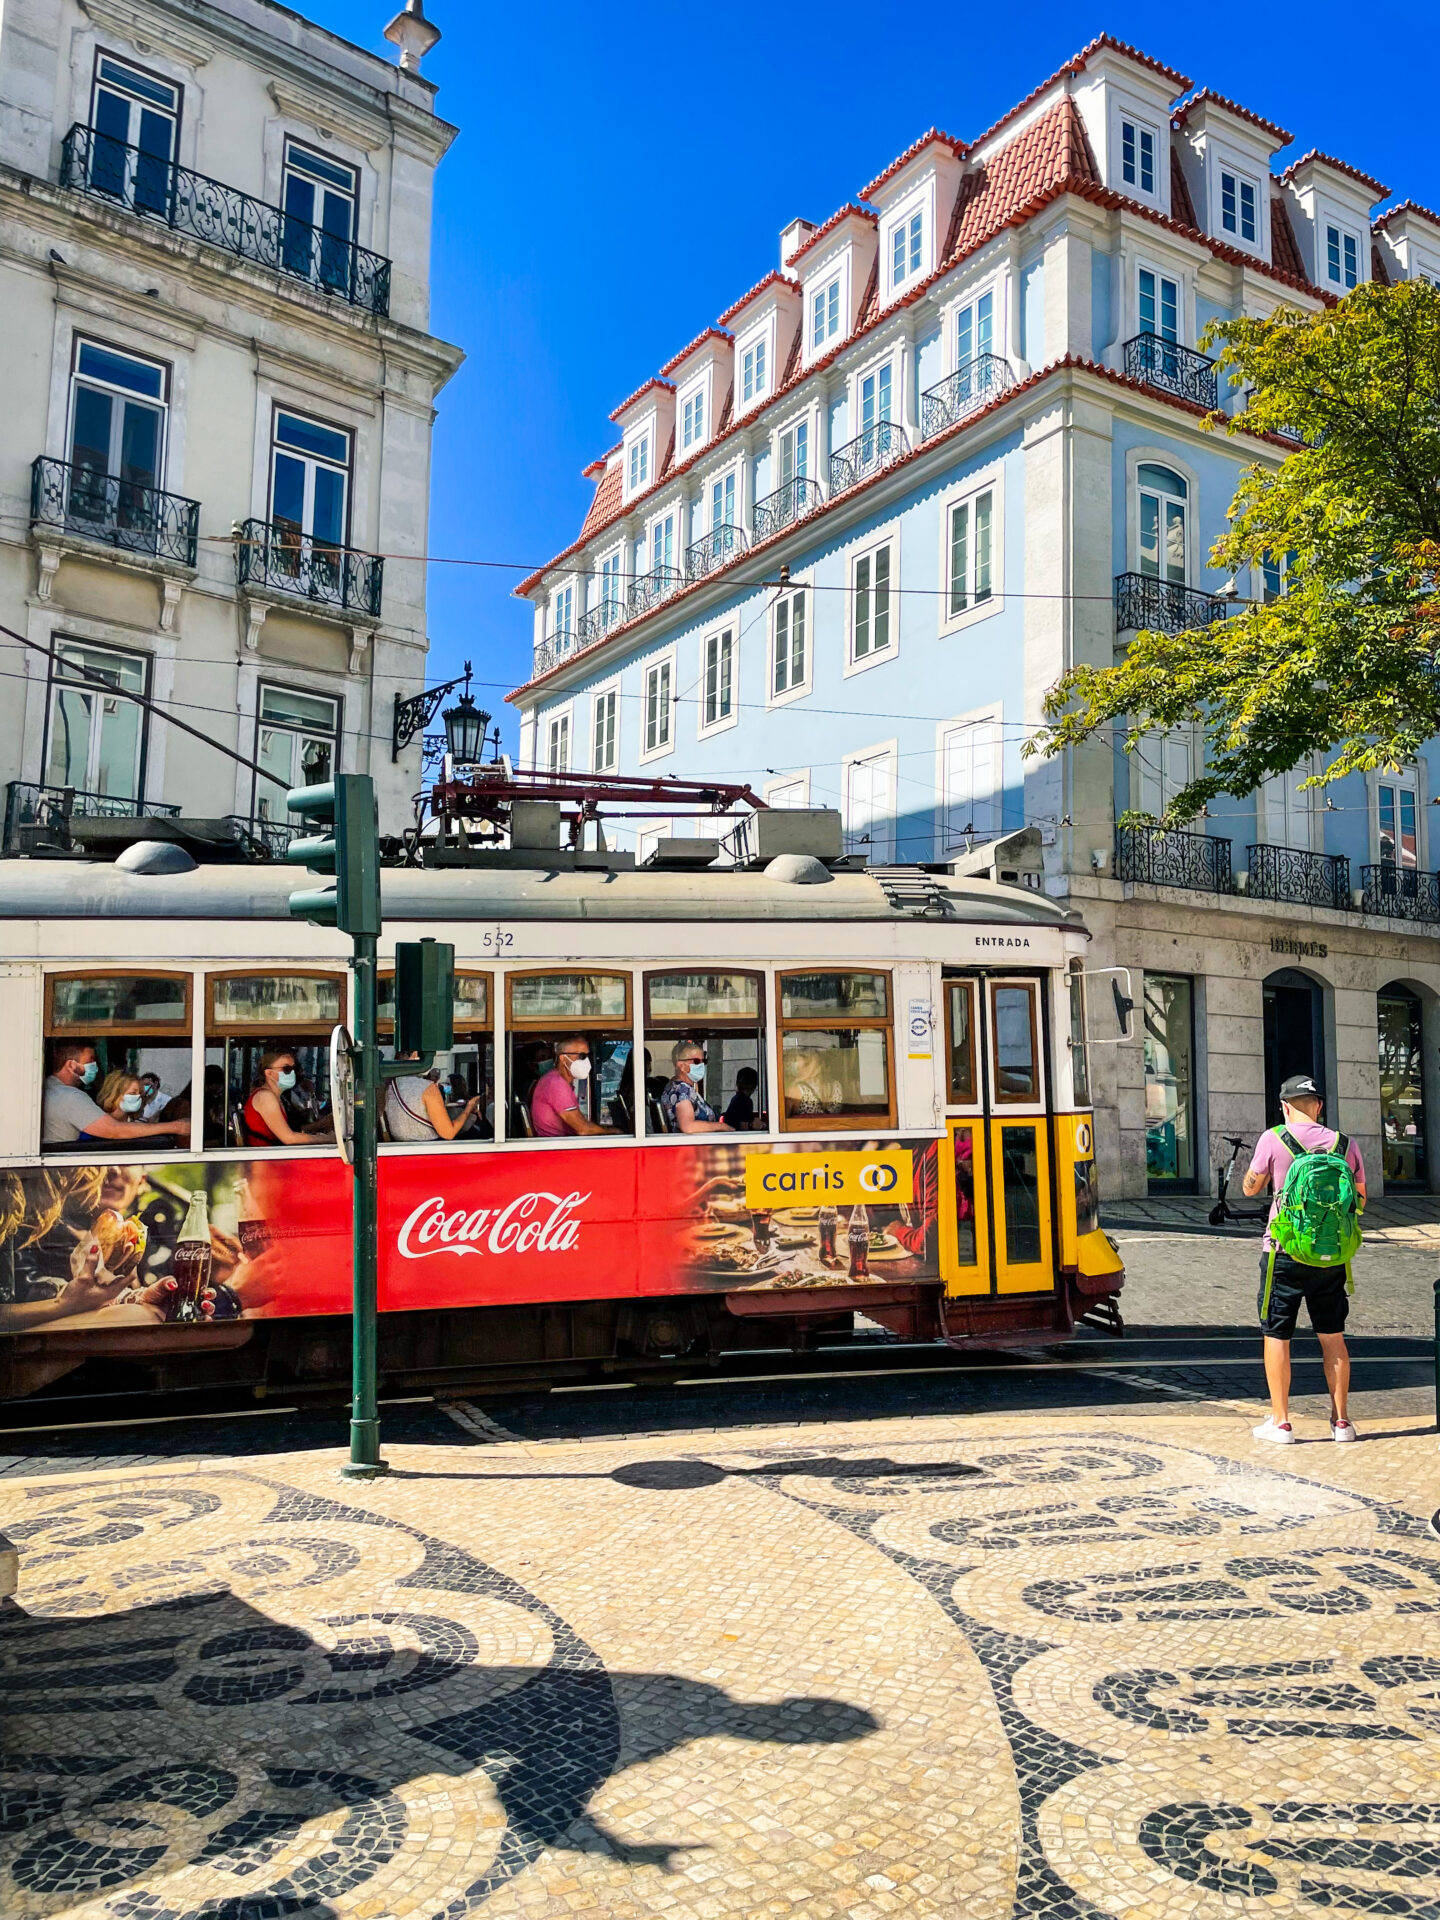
[1027,281,1440,823]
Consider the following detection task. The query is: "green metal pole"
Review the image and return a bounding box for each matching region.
[343,929,388,1477]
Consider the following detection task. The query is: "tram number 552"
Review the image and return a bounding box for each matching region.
[480,928,515,952]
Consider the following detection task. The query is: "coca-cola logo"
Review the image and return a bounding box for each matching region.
[396,1190,589,1261]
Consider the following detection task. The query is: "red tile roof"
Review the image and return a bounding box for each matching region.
[577,459,622,542]
[859,128,967,202]
[717,268,797,327]
[1171,88,1292,146]
[970,34,1190,155]
[659,326,732,377]
[786,202,877,268]
[942,96,1098,261]
[1270,192,1308,280]
[607,375,675,424]
[1374,199,1440,235]
[1169,147,1197,230]
[1282,149,1389,202]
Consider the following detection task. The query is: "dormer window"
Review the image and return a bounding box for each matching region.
[680,386,705,452]
[811,279,840,349]
[1220,170,1257,244]
[741,337,768,405]
[1121,119,1156,197]
[628,435,650,492]
[890,210,923,290]
[1326,225,1359,289]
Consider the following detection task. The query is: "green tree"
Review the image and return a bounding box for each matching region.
[1027,281,1440,824]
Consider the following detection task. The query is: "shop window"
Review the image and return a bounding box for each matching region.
[204,970,345,1148]
[1378,984,1426,1188]
[505,971,633,1138]
[379,970,493,1141]
[1143,972,1196,1189]
[644,971,766,1133]
[777,970,893,1131]
[42,969,193,1153]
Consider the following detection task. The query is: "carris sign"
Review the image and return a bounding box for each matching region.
[397,1190,589,1260]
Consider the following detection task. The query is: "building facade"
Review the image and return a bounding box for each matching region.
[0,0,461,847]
[510,36,1440,1202]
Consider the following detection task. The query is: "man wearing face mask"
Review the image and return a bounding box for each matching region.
[42,1043,186,1151]
[660,1040,733,1135]
[529,1035,616,1138]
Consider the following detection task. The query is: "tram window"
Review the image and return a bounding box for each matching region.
[1067,965,1090,1108]
[205,970,345,1148]
[644,971,766,1133]
[945,981,977,1105]
[506,971,633,1137]
[991,983,1040,1104]
[42,970,193,1153]
[379,970,494,1141]
[777,970,894,1131]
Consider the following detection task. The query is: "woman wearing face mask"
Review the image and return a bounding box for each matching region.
[242,1048,328,1147]
[659,1040,733,1135]
[384,1054,481,1142]
[75,1071,146,1145]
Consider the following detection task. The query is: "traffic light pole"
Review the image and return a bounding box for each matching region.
[344,930,386,1479]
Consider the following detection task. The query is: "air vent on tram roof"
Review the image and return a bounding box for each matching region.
[869,865,952,917]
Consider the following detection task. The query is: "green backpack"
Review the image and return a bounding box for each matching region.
[1269,1126,1363,1276]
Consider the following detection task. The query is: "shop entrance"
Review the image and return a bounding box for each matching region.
[1263,968,1325,1123]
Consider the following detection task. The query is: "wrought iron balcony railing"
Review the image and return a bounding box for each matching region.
[1246,844,1351,912]
[60,122,391,317]
[1360,864,1440,923]
[3,780,180,855]
[31,455,199,567]
[920,353,1015,440]
[1115,571,1231,635]
[576,598,624,645]
[235,817,300,859]
[751,476,825,542]
[828,419,910,494]
[236,518,383,618]
[627,565,684,617]
[1123,332,1219,410]
[1115,824,1233,893]
[686,522,746,580]
[532,629,580,677]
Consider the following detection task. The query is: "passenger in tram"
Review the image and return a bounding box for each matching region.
[723,1066,763,1132]
[138,1071,167,1120]
[41,1043,187,1152]
[783,1046,840,1118]
[75,1071,148,1145]
[529,1036,617,1137]
[241,1048,331,1147]
[385,1054,483,1142]
[660,1041,733,1135]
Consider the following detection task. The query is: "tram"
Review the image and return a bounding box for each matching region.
[0,806,1123,1403]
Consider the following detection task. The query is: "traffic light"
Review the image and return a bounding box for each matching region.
[285,773,381,936]
[394,937,455,1055]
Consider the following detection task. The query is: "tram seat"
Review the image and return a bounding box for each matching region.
[648,1096,672,1134]
[230,1109,245,1147]
[509,1095,535,1138]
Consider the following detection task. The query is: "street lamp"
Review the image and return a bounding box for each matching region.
[442,685,490,767]
[392,658,476,761]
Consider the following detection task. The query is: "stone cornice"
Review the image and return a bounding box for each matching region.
[78,0,216,66]
[266,77,389,159]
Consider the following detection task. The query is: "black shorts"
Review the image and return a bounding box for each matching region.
[1258,1248,1350,1340]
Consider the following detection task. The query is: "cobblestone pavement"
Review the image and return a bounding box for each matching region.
[3,1384,1440,1919]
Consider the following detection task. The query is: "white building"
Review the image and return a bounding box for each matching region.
[0,0,461,846]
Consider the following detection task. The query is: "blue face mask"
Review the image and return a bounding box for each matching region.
[79,1061,99,1087]
[276,1069,297,1092]
[120,1092,143,1114]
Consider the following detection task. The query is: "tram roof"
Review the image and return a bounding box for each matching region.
[0,858,1082,929]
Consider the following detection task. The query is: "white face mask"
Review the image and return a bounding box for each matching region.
[120,1093,144,1114]
[567,1056,592,1082]
[687,1061,706,1086]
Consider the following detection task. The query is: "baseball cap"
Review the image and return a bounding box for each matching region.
[1279,1074,1321,1101]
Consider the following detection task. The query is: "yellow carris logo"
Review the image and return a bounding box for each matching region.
[744,1149,914,1209]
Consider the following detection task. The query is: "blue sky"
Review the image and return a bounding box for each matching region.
[308,1,1439,748]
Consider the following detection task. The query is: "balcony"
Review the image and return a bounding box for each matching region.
[576,598,624,645]
[1115,824,1233,893]
[3,781,180,856]
[1114,571,1231,635]
[31,455,198,567]
[752,476,825,542]
[236,518,383,619]
[1247,844,1351,912]
[60,122,391,318]
[533,628,580,677]
[686,522,747,581]
[1360,864,1440,924]
[627,565,684,617]
[828,420,910,495]
[920,354,1015,440]
[1123,333,1219,411]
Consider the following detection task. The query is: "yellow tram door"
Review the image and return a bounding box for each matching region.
[937,973,1057,1299]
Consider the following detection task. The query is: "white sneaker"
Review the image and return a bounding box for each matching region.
[1331,1417,1357,1443]
[1253,1417,1295,1445]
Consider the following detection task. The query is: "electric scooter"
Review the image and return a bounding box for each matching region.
[1207,1135,1270,1228]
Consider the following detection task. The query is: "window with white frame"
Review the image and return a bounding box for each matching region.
[945,485,995,617]
[1378,770,1420,869]
[680,385,705,451]
[627,434,650,492]
[601,549,621,613]
[1219,169,1257,244]
[851,541,894,664]
[1136,463,1189,584]
[552,583,573,636]
[938,712,1000,852]
[1261,550,1292,602]
[547,711,570,772]
[779,419,809,486]
[592,686,618,772]
[741,336,768,404]
[43,638,149,804]
[890,209,923,289]
[859,363,893,441]
[764,772,810,808]
[771,588,808,699]
[710,471,736,529]
[1262,754,1319,853]
[1326,224,1359,290]
[843,746,896,858]
[955,289,994,369]
[1136,726,1195,819]
[702,626,735,729]
[68,339,169,521]
[643,657,672,755]
[281,140,359,295]
[1120,118,1156,196]
[269,409,351,561]
[811,278,840,348]
[651,512,675,573]
[1138,267,1179,342]
[89,53,180,215]
[253,682,339,821]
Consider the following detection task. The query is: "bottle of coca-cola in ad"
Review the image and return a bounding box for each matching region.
[171,1187,213,1324]
[847,1202,870,1279]
[817,1204,839,1268]
[236,1177,269,1260]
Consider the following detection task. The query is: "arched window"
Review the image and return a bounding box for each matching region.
[1137,463,1188,584]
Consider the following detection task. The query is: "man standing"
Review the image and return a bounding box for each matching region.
[1242,1072,1364,1444]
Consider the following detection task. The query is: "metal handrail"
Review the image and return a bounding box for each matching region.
[1246,844,1351,912]
[576,598,624,645]
[1123,332,1219,410]
[1114,571,1230,635]
[532,629,580,677]
[751,477,824,541]
[60,122,391,317]
[626,565,684,616]
[31,454,199,567]
[686,522,747,580]
[920,353,1015,439]
[1360,863,1440,923]
[3,780,181,854]
[828,419,910,494]
[236,517,383,618]
[1115,823,1233,893]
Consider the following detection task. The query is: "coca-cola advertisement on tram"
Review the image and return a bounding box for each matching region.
[0,1137,941,1337]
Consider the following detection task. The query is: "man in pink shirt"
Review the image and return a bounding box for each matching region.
[1242,1073,1365,1446]
[528,1035,616,1138]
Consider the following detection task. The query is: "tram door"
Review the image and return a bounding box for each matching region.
[939,972,1056,1297]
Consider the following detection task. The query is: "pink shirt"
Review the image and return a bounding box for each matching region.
[529,1068,578,1138]
[1248,1120,1366,1249]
